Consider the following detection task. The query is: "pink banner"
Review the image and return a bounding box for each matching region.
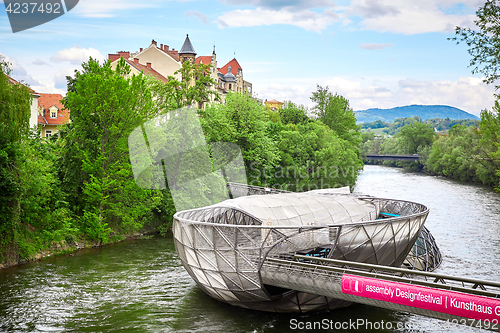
[342,274,500,322]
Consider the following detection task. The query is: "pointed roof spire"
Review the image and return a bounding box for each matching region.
[179,34,196,55]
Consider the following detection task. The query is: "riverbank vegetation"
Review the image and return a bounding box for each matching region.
[361,0,500,192]
[361,113,500,190]
[0,58,362,267]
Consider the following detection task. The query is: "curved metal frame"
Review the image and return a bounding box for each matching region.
[173,190,438,312]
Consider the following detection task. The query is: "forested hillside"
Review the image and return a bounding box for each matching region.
[355,105,479,123]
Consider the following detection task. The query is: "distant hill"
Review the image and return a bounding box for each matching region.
[354,105,480,123]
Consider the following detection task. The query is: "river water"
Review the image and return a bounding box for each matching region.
[1,165,499,332]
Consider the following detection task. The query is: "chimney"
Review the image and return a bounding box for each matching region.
[118,51,130,59]
[134,58,139,64]
[140,48,143,52]
[165,45,169,51]
[152,39,157,46]
[108,54,120,62]
[160,44,163,49]
[146,62,152,68]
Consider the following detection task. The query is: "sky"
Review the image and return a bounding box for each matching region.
[0,0,496,116]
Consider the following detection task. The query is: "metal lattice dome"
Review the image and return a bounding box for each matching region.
[173,185,439,312]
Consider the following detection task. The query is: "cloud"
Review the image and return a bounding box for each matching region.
[360,43,394,50]
[350,0,400,19]
[50,45,105,65]
[348,0,478,34]
[219,0,335,10]
[185,10,209,24]
[32,59,49,66]
[0,54,41,88]
[216,7,340,32]
[54,67,78,90]
[71,0,157,18]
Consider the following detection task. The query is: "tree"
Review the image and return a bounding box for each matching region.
[452,0,500,89]
[60,58,160,243]
[279,101,309,125]
[398,122,435,155]
[310,85,360,145]
[148,60,219,111]
[479,103,500,190]
[199,92,279,184]
[0,58,32,258]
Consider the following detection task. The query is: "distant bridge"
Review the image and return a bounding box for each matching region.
[365,154,420,161]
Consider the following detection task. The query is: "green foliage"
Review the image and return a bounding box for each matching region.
[200,92,279,183]
[310,85,361,146]
[267,122,363,191]
[452,0,500,89]
[478,103,500,190]
[60,58,161,244]
[398,122,435,155]
[0,58,32,260]
[361,120,390,129]
[0,57,32,143]
[148,60,219,110]
[279,101,309,125]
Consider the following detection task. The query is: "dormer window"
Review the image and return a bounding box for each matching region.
[50,110,57,118]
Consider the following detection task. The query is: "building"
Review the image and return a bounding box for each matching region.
[37,93,69,138]
[264,99,283,111]
[108,35,252,107]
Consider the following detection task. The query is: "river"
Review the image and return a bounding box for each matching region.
[1,165,499,332]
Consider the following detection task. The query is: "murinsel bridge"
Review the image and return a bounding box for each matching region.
[172,183,500,332]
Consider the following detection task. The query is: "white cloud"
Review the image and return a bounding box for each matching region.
[360,43,394,50]
[71,0,157,18]
[216,7,340,32]
[53,67,78,90]
[185,10,209,24]
[32,59,49,66]
[0,54,41,88]
[348,0,478,34]
[50,45,105,65]
[219,0,335,10]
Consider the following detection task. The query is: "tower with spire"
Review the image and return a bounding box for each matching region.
[179,34,197,64]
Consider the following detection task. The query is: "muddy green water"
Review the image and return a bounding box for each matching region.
[1,165,499,332]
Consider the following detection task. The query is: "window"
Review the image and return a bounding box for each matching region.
[229,84,232,90]
[50,111,57,118]
[45,130,52,138]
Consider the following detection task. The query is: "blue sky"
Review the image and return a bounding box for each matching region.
[0,0,496,115]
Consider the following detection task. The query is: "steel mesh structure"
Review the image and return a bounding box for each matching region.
[173,187,439,312]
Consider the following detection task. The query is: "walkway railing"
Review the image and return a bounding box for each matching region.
[261,255,500,331]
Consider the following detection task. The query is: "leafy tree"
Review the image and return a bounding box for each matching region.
[425,125,498,184]
[279,101,309,125]
[60,58,161,243]
[310,85,360,145]
[398,122,435,155]
[266,121,363,191]
[200,92,279,184]
[478,103,500,190]
[0,58,32,259]
[452,0,500,89]
[148,60,219,111]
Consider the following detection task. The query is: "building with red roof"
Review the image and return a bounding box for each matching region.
[108,35,253,107]
[37,93,69,138]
